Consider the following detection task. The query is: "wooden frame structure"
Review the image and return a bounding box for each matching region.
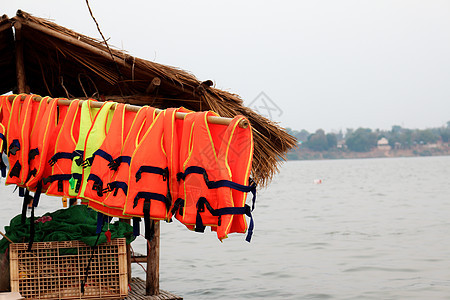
[0,10,296,297]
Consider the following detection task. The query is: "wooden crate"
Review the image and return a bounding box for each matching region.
[10,239,128,300]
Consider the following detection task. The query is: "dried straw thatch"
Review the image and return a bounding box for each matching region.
[0,10,296,187]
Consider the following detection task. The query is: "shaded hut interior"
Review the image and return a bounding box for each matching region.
[0,10,296,186]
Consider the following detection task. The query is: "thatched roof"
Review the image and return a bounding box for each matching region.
[0,10,296,187]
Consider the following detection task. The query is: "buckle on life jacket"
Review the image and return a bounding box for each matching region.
[81,156,94,168]
[75,178,81,193]
[92,182,104,197]
[9,161,21,178]
[171,198,184,216]
[108,159,120,171]
[105,183,116,196]
[57,180,64,193]
[48,156,57,166]
[28,148,39,162]
[102,184,112,194]
[75,156,83,166]
[106,182,128,197]
[25,168,37,182]
[162,168,168,181]
[8,139,20,156]
[42,176,51,185]
[176,172,184,182]
[135,170,143,182]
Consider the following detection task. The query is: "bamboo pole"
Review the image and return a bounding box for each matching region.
[146,221,160,296]
[13,21,26,93]
[6,94,249,128]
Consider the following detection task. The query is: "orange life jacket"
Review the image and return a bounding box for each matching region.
[163,107,192,216]
[0,95,12,132]
[26,97,51,190]
[88,106,155,217]
[6,94,35,186]
[175,111,256,241]
[124,110,171,221]
[84,103,136,204]
[27,98,69,192]
[44,100,82,197]
[99,106,157,217]
[0,95,12,177]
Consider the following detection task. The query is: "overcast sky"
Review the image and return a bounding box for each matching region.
[4,1,450,132]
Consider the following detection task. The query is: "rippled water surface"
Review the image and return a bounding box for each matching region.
[1,156,450,299]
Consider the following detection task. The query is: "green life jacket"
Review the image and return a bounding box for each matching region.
[69,100,115,198]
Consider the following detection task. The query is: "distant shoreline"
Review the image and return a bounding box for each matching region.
[287,145,450,161]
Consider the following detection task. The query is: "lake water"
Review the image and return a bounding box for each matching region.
[1,156,450,299]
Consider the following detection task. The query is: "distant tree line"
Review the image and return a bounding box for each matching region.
[286,121,450,153]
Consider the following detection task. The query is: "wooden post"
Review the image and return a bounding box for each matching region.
[120,219,132,283]
[13,20,26,93]
[146,221,160,296]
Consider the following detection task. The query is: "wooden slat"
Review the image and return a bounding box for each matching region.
[126,278,182,300]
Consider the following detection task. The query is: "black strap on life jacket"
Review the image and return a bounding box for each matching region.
[20,189,32,224]
[171,198,185,217]
[43,174,72,185]
[135,166,168,182]
[0,158,6,178]
[87,174,104,197]
[43,173,82,193]
[27,181,42,251]
[18,186,25,197]
[143,200,155,241]
[132,217,141,237]
[0,132,5,152]
[92,149,113,163]
[89,150,132,171]
[195,197,255,242]
[106,181,128,196]
[8,139,20,156]
[108,156,131,171]
[178,166,257,211]
[136,193,169,240]
[133,192,171,212]
[48,152,76,166]
[28,148,39,162]
[81,212,109,295]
